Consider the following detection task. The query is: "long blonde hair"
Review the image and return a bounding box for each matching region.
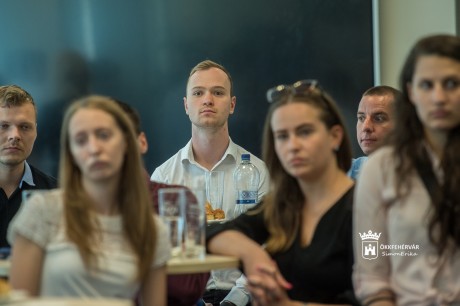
[59,95,156,281]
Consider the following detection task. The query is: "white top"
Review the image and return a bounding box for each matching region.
[353,146,460,305]
[8,189,171,299]
[151,138,270,291]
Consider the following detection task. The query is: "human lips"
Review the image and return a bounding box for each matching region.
[89,160,109,170]
[430,109,450,119]
[200,108,216,114]
[2,146,22,153]
[287,157,306,167]
[360,138,377,145]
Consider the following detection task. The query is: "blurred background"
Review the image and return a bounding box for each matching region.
[0,0,373,176]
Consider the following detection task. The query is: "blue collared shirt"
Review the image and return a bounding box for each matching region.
[19,161,36,188]
[347,156,368,180]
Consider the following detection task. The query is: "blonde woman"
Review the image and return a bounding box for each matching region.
[8,95,170,305]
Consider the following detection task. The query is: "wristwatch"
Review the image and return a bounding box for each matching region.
[220,301,237,306]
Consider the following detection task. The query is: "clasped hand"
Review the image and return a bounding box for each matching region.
[246,262,293,306]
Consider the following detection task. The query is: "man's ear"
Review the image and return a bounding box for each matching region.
[184,97,189,115]
[229,96,236,115]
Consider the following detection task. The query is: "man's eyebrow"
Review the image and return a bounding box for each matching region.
[190,85,227,90]
[371,111,389,116]
[190,86,205,90]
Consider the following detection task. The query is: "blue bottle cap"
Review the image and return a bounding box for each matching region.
[241,154,250,161]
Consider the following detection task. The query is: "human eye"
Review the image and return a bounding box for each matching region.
[274,132,288,141]
[0,123,9,130]
[73,134,87,146]
[444,78,460,90]
[20,124,34,131]
[373,113,388,123]
[418,80,433,90]
[192,90,203,97]
[357,114,365,122]
[97,129,112,140]
[297,127,313,137]
[214,90,225,96]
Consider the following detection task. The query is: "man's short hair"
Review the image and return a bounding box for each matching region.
[0,85,37,119]
[112,99,142,136]
[0,85,36,108]
[187,60,234,96]
[362,85,402,102]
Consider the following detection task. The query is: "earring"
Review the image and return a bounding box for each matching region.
[334,145,340,152]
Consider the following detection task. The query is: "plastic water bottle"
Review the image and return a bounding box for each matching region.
[233,153,260,217]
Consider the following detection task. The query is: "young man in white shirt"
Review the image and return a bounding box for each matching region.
[152,60,270,306]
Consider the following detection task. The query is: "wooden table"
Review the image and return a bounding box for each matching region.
[1,255,240,277]
[0,296,133,305]
[166,254,239,274]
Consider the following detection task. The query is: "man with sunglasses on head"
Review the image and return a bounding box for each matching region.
[348,85,401,179]
[0,85,57,252]
[151,60,270,306]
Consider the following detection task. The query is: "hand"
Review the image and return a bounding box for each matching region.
[246,262,292,306]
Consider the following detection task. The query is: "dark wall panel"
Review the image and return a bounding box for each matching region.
[0,0,373,176]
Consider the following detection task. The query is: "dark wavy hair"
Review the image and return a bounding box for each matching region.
[260,84,352,253]
[393,34,460,255]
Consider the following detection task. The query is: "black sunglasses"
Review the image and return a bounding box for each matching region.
[266,79,322,104]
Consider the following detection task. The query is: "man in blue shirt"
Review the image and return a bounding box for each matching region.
[348,86,401,179]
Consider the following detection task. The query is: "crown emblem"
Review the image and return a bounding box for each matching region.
[359,230,381,240]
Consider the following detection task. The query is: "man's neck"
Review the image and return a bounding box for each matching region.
[0,162,26,197]
[191,125,230,170]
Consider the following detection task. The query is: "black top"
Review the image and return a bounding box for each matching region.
[0,164,57,248]
[206,187,359,305]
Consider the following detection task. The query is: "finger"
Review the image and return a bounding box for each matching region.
[247,275,284,306]
[247,276,270,305]
[255,265,292,290]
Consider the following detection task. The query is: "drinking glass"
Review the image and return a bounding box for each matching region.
[183,188,206,259]
[158,188,186,258]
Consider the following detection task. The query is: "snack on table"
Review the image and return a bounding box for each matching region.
[213,209,225,220]
[0,278,10,299]
[206,201,225,221]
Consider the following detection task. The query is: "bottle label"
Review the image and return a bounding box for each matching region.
[236,190,257,204]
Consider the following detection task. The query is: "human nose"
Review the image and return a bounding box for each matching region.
[361,117,373,132]
[8,126,21,142]
[431,84,447,105]
[202,91,214,106]
[287,134,300,150]
[87,135,101,154]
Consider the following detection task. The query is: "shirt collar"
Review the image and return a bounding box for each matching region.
[180,138,239,168]
[19,161,35,188]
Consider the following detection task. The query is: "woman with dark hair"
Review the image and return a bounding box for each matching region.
[353,34,460,305]
[8,95,170,305]
[207,80,358,305]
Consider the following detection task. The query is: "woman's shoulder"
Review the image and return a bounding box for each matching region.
[26,189,64,216]
[361,146,399,182]
[367,146,395,164]
[8,189,64,247]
